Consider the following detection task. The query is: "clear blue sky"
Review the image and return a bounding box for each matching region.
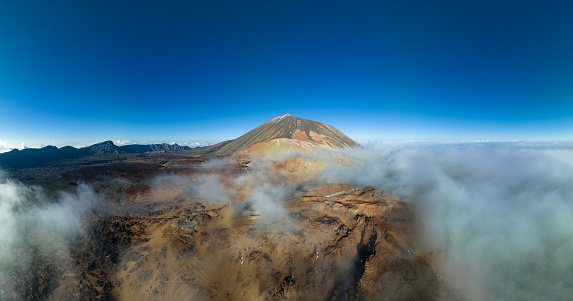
[1,0,572,145]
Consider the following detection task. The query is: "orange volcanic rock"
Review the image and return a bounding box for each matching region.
[15,183,454,300]
[242,137,327,155]
[209,114,359,157]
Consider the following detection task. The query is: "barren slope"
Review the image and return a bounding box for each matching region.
[210,114,359,157]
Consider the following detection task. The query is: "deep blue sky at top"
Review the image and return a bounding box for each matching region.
[1,0,572,144]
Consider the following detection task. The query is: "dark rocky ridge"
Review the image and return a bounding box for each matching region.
[0,141,193,169]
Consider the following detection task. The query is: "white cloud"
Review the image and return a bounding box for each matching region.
[114,140,137,146]
[0,140,49,153]
[0,175,101,295]
[175,141,211,148]
[316,142,573,300]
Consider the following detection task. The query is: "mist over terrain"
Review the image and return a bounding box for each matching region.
[150,156,298,225]
[317,142,573,300]
[140,140,573,300]
[1,140,572,300]
[0,176,101,295]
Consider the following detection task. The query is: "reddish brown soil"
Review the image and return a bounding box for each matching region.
[2,145,463,300]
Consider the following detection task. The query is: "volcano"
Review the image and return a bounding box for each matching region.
[201,114,359,157]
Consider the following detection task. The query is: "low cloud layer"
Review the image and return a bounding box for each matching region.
[151,155,299,226]
[143,141,573,299]
[0,140,49,153]
[318,142,573,300]
[0,175,100,294]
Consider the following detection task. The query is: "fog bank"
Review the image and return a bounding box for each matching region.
[0,175,100,295]
[318,142,573,300]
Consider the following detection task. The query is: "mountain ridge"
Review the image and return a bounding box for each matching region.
[0,114,358,168]
[0,141,193,169]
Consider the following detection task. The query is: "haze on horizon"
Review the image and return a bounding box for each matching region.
[1,116,573,299]
[1,1,572,146]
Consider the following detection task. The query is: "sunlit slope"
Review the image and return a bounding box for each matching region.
[210,114,359,157]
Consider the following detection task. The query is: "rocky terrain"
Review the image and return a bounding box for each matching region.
[0,115,463,300]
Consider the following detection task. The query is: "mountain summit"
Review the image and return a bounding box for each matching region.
[210,114,359,157]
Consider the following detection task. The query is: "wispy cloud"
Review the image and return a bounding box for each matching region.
[316,142,573,300]
[0,175,101,295]
[0,140,49,153]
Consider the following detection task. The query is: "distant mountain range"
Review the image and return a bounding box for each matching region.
[0,141,192,169]
[0,114,359,169]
